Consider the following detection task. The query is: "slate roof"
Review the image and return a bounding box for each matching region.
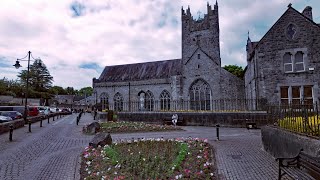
[98,59,182,82]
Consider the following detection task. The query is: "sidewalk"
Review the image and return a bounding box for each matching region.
[0,113,95,180]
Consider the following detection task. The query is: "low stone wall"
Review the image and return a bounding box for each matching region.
[0,112,71,135]
[117,111,269,127]
[261,126,320,158]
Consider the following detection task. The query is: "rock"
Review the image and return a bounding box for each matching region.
[89,132,112,148]
[83,122,100,134]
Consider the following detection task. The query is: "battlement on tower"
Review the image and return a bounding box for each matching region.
[182,2,218,32]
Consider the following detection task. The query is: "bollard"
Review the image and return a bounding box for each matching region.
[48,116,50,124]
[28,120,31,133]
[53,115,55,121]
[76,116,79,125]
[216,124,220,140]
[9,124,13,141]
[40,118,43,127]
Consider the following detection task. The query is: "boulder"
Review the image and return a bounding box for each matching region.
[83,122,101,134]
[89,132,112,148]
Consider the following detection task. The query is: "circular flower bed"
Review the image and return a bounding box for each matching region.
[81,138,216,179]
[100,121,183,133]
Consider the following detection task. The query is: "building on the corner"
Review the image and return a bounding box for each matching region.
[245,4,320,106]
[93,2,245,111]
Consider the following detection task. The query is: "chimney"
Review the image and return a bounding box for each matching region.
[302,6,313,21]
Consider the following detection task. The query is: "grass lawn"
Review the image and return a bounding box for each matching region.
[81,137,216,179]
[100,121,183,133]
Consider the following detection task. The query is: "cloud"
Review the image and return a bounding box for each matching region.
[0,0,319,89]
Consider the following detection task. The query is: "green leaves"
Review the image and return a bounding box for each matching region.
[223,64,245,79]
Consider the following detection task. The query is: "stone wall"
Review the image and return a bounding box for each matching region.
[118,111,269,127]
[261,126,320,158]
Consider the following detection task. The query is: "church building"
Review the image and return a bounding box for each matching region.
[93,2,244,111]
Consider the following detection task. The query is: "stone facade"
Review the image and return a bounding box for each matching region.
[245,5,320,106]
[93,2,244,111]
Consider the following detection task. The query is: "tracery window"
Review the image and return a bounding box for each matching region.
[160,90,171,111]
[114,92,123,111]
[145,91,154,111]
[189,79,211,110]
[100,93,109,110]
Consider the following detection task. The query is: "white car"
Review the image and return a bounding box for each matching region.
[0,115,13,122]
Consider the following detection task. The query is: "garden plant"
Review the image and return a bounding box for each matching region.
[100,121,183,133]
[81,137,216,179]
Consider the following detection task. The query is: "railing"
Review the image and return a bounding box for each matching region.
[268,103,320,137]
[102,99,267,112]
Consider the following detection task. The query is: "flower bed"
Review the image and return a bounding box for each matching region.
[100,121,182,133]
[81,138,216,179]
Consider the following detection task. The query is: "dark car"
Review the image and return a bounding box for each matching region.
[0,111,23,120]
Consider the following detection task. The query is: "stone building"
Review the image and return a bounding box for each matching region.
[93,2,244,111]
[245,4,320,106]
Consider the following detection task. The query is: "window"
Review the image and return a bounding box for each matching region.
[189,79,211,110]
[145,91,154,111]
[283,51,305,73]
[114,93,123,111]
[280,87,289,105]
[160,90,171,111]
[280,86,313,105]
[198,54,200,59]
[100,93,109,110]
[295,51,304,72]
[283,53,293,72]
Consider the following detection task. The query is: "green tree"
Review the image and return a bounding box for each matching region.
[18,59,53,92]
[65,87,76,95]
[223,65,245,79]
[49,86,67,95]
[79,87,93,96]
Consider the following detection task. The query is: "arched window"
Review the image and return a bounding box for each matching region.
[283,52,293,73]
[100,93,109,110]
[145,91,154,111]
[189,79,211,110]
[114,92,123,111]
[295,51,304,72]
[160,90,171,111]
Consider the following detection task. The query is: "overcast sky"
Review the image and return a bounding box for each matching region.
[0,0,319,89]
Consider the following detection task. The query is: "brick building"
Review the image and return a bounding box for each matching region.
[93,2,244,111]
[245,4,320,106]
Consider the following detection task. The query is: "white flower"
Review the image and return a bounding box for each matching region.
[143,158,146,161]
[114,172,117,175]
[107,167,111,171]
[88,171,91,174]
[210,173,214,176]
[86,161,91,165]
[197,156,202,158]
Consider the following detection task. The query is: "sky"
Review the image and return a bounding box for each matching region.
[0,0,319,89]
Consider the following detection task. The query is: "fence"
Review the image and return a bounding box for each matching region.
[268,103,320,137]
[101,99,267,112]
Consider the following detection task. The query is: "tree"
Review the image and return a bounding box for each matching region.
[79,87,93,96]
[223,65,245,79]
[65,87,76,95]
[18,59,53,92]
[49,86,67,95]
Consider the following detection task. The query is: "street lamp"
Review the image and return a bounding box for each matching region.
[13,51,42,124]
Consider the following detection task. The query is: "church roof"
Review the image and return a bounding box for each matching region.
[98,59,182,82]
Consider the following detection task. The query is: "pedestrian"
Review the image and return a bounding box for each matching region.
[172,114,178,128]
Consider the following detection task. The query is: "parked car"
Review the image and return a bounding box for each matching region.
[0,115,13,122]
[0,111,23,120]
[37,106,50,115]
[0,106,26,115]
[28,106,39,116]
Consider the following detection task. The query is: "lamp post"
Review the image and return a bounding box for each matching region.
[14,51,42,126]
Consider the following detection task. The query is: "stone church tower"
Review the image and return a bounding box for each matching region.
[93,2,244,112]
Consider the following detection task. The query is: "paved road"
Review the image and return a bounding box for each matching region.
[0,113,95,180]
[0,114,279,180]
